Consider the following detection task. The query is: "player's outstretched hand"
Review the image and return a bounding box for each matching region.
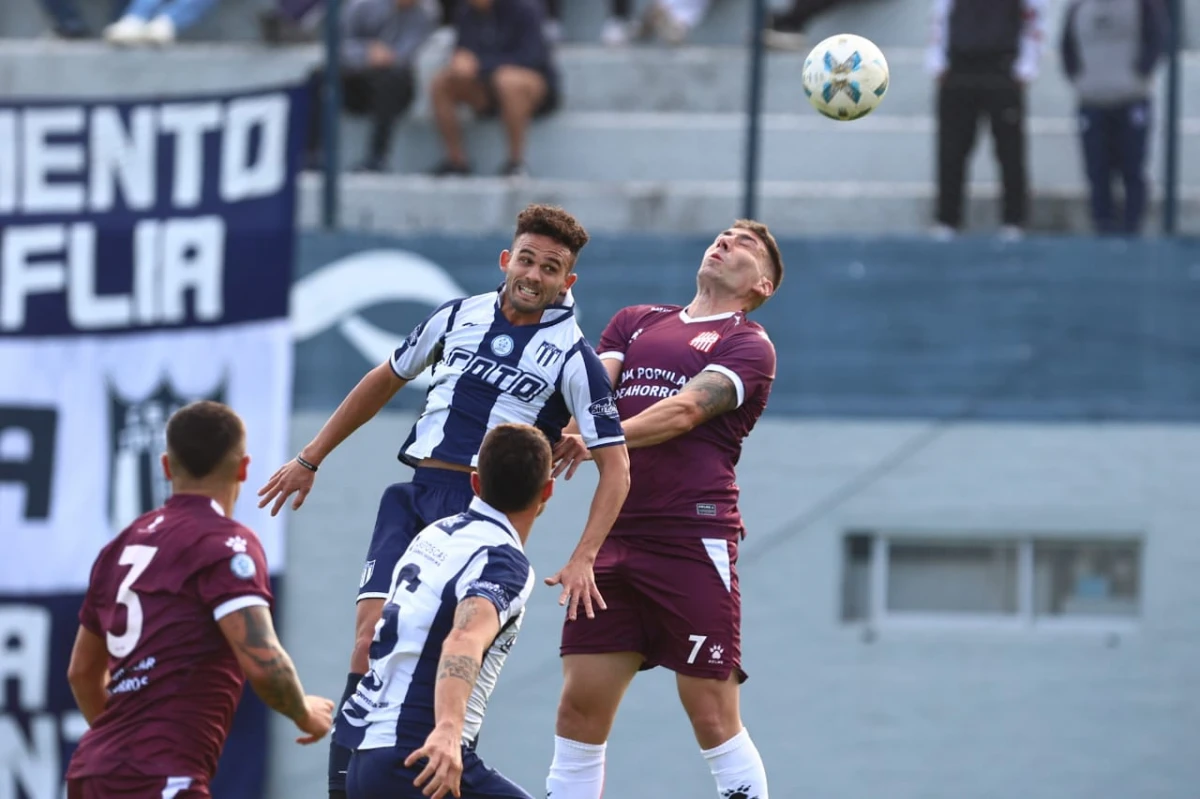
[551,434,592,480]
[257,459,316,516]
[405,726,463,799]
[294,695,335,745]
[545,555,607,622]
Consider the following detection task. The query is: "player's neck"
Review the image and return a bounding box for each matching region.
[686,291,745,320]
[170,483,237,517]
[503,509,537,545]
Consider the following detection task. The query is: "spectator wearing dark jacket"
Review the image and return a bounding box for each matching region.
[429,0,559,177]
[307,0,436,173]
[1061,0,1168,234]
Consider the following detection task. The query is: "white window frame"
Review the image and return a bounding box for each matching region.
[855,532,1142,634]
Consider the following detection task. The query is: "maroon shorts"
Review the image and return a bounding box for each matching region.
[67,775,209,799]
[560,533,745,681]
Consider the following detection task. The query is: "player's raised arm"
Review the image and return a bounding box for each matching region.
[66,626,109,724]
[258,300,459,515]
[404,596,502,799]
[218,606,335,744]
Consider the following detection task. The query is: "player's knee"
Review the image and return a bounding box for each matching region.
[554,689,611,744]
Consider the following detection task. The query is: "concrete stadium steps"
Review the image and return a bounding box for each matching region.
[347,111,1200,185]
[6,42,1200,120]
[546,47,1200,118]
[296,174,1200,235]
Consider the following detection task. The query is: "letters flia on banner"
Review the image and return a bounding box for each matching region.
[0,82,304,799]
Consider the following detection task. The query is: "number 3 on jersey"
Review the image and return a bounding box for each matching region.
[108,545,159,658]
[369,564,423,661]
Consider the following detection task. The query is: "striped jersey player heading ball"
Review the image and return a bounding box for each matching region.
[255,203,631,799]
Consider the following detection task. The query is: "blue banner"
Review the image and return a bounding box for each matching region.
[0,83,306,799]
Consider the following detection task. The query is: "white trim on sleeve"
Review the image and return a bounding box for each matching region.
[212,595,270,622]
[598,351,625,363]
[701,364,745,408]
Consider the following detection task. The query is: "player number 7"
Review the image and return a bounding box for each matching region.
[687,634,707,665]
[107,545,159,658]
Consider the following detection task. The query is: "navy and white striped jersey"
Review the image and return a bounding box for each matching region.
[390,287,624,468]
[333,498,536,753]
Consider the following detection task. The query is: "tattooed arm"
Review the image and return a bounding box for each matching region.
[431,597,502,740]
[218,606,335,743]
[404,597,502,797]
[617,369,740,449]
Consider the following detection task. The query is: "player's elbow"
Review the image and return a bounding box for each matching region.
[441,628,490,662]
[673,397,708,433]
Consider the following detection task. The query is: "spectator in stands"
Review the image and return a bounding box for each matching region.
[103,0,221,44]
[306,0,436,173]
[429,0,558,177]
[762,0,882,50]
[927,0,1046,240]
[537,0,635,45]
[1061,0,1168,235]
[38,0,123,38]
[638,0,711,45]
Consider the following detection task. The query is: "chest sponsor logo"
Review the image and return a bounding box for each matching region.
[444,347,548,402]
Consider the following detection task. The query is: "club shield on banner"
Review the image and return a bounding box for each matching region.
[0,83,305,799]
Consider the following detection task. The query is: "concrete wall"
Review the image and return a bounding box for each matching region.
[272,411,1200,799]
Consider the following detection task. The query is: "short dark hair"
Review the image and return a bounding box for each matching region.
[514,204,590,259]
[166,400,245,480]
[734,219,784,300]
[476,423,553,513]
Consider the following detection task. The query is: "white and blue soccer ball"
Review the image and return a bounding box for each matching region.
[802,33,890,121]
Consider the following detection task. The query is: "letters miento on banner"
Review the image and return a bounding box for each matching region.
[0,83,305,799]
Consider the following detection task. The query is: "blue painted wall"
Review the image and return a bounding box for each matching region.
[295,233,1200,420]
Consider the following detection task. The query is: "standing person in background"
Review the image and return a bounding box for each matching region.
[927,0,1046,240]
[428,0,559,177]
[1061,0,1168,235]
[306,0,436,173]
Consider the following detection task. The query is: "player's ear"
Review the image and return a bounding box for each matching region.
[542,477,554,503]
[160,453,172,481]
[237,455,250,483]
[470,472,482,498]
[562,272,578,291]
[499,249,512,271]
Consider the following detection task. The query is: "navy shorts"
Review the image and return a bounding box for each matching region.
[348,746,532,799]
[357,467,475,601]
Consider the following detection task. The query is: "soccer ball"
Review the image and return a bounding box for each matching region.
[802,33,890,121]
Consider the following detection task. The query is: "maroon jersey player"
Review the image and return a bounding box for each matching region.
[546,220,783,799]
[65,401,334,799]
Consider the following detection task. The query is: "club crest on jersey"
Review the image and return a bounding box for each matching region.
[689,331,721,353]
[490,334,515,357]
[360,560,376,588]
[535,341,563,367]
[107,375,226,534]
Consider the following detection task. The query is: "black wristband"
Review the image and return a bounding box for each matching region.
[296,455,319,472]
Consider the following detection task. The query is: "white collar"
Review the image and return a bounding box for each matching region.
[468,496,523,549]
[679,308,736,324]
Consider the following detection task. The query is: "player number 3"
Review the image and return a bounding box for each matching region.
[107,545,160,658]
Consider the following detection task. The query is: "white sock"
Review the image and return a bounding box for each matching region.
[702,728,769,799]
[546,735,606,799]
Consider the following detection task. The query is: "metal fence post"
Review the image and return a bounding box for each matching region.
[322,0,342,230]
[1163,0,1181,235]
[741,0,768,220]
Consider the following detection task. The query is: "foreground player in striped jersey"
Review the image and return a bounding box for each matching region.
[256,204,630,799]
[337,423,552,799]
